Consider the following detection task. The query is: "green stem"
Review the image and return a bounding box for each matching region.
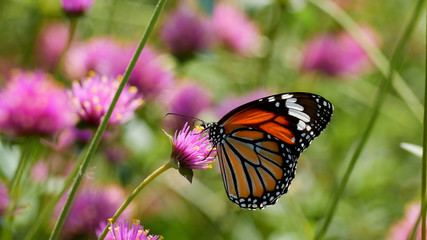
[54,16,78,79]
[97,162,172,240]
[48,0,168,239]
[3,138,41,240]
[421,5,427,238]
[308,0,423,123]
[313,0,425,239]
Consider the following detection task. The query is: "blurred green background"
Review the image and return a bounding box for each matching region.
[0,0,425,239]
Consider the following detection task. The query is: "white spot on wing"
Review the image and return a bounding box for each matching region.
[289,109,310,122]
[286,101,304,111]
[268,96,275,102]
[281,94,293,99]
[297,120,306,130]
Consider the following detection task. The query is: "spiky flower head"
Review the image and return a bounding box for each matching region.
[212,3,261,56]
[98,219,163,240]
[0,70,76,136]
[164,122,216,183]
[55,185,131,239]
[61,0,95,15]
[160,3,213,59]
[68,73,143,126]
[301,27,378,78]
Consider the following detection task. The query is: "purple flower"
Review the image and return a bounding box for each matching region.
[301,27,378,77]
[36,22,70,70]
[68,74,143,126]
[212,3,261,56]
[55,185,132,240]
[126,45,175,100]
[0,182,9,216]
[97,220,162,240]
[387,202,424,240]
[164,122,215,182]
[65,38,118,80]
[65,38,174,100]
[160,4,213,59]
[0,70,77,136]
[164,84,211,130]
[215,89,270,118]
[61,0,95,15]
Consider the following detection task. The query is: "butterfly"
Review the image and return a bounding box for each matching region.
[202,92,333,210]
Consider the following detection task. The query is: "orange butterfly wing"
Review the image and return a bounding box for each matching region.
[211,93,333,209]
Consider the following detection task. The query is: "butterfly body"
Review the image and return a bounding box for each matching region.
[204,92,333,210]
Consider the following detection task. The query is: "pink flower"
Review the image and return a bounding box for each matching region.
[160,4,213,59]
[301,27,378,77]
[164,122,215,173]
[65,38,174,100]
[55,185,132,240]
[0,70,77,136]
[65,38,118,80]
[61,0,95,15]
[97,220,162,240]
[212,3,261,56]
[387,202,424,240]
[68,74,143,126]
[126,45,174,100]
[36,22,70,70]
[164,84,211,130]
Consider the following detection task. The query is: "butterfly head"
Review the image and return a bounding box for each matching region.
[200,122,225,146]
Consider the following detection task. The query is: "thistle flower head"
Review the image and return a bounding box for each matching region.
[68,74,143,126]
[301,27,378,78]
[61,0,95,15]
[164,122,216,182]
[56,185,131,239]
[98,219,163,240]
[160,4,213,59]
[212,3,261,56]
[0,70,76,136]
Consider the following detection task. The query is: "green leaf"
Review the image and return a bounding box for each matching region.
[179,167,194,183]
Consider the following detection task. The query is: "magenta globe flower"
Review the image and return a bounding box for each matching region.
[0,70,76,136]
[97,220,162,240]
[68,74,143,126]
[61,0,95,15]
[160,4,213,59]
[164,122,215,182]
[55,185,132,240]
[212,3,261,56]
[301,27,378,78]
[65,38,174,100]
[36,22,70,70]
[125,45,174,100]
[164,83,211,130]
[65,38,118,80]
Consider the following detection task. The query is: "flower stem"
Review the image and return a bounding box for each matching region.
[422,6,427,238]
[313,0,425,239]
[97,162,172,240]
[48,0,168,239]
[308,0,423,123]
[54,16,78,79]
